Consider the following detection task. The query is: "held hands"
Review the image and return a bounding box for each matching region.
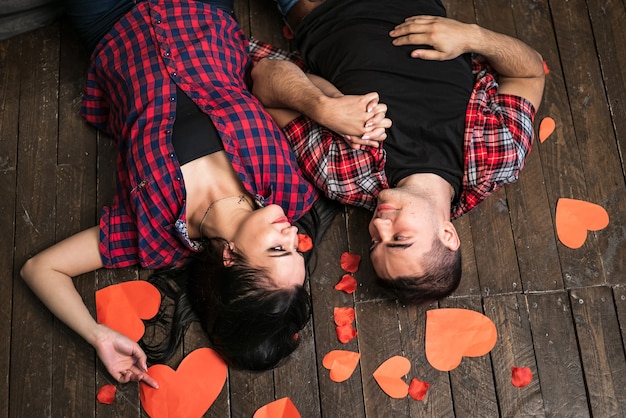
[316,92,392,150]
[389,16,477,61]
[93,324,159,389]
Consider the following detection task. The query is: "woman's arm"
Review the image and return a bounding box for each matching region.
[390,16,545,111]
[20,226,158,388]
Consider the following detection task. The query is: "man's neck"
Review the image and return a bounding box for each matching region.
[395,173,454,219]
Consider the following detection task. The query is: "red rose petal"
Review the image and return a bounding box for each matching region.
[334,307,355,326]
[334,274,357,293]
[511,366,533,388]
[542,60,550,75]
[97,384,117,405]
[336,324,357,344]
[340,252,361,273]
[297,234,313,252]
[408,378,430,401]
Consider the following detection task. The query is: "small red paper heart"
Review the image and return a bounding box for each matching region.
[373,356,411,399]
[336,324,357,344]
[511,366,533,388]
[254,397,300,418]
[334,307,355,326]
[334,274,357,293]
[96,281,161,341]
[408,378,430,401]
[339,252,361,273]
[425,308,497,371]
[297,234,313,252]
[322,350,361,382]
[556,198,610,249]
[140,348,227,418]
[97,384,117,405]
[539,117,555,143]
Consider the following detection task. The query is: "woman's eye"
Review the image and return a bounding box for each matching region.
[270,245,285,252]
[369,240,378,252]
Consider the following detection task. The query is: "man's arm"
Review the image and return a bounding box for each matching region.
[251,57,391,149]
[390,16,545,111]
[20,227,158,388]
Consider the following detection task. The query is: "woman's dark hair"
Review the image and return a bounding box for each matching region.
[141,237,311,371]
[377,237,462,306]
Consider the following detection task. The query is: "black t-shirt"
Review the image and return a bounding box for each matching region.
[295,0,473,198]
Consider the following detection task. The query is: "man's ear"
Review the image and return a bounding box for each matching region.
[222,242,235,267]
[440,221,461,251]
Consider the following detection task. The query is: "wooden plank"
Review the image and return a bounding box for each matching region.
[356,300,410,417]
[397,302,454,417]
[503,0,564,293]
[0,30,21,418]
[585,0,626,178]
[526,292,589,416]
[10,23,60,418]
[484,294,545,417]
[309,213,366,418]
[452,215,481,297]
[614,286,626,350]
[50,21,99,418]
[580,0,626,285]
[533,0,604,288]
[569,286,626,416]
[248,0,288,49]
[229,369,274,417]
[440,297,499,417]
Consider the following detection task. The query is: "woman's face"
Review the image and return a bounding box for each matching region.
[230,204,305,288]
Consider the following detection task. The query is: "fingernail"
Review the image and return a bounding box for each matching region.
[362,135,370,140]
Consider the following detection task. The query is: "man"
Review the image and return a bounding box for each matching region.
[251,0,545,305]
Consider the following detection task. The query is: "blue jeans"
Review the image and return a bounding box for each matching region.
[64,0,235,52]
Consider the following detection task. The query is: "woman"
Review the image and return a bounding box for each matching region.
[20,0,385,386]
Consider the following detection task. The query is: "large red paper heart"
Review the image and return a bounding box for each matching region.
[95,281,161,341]
[425,308,497,371]
[372,356,411,398]
[322,350,361,382]
[556,198,609,249]
[254,397,300,418]
[140,348,227,418]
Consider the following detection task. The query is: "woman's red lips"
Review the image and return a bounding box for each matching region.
[272,216,289,224]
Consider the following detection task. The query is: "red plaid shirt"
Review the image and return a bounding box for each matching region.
[82,1,318,269]
[249,39,535,219]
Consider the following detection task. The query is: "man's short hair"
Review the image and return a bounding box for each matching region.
[377,237,462,306]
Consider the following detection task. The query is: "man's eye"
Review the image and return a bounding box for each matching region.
[369,240,379,252]
[394,236,407,241]
[270,245,285,252]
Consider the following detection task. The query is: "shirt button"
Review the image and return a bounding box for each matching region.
[169,153,174,158]
[169,96,175,102]
[171,71,177,77]
[176,176,181,181]
[165,129,171,134]
[155,19,161,24]
[163,51,170,57]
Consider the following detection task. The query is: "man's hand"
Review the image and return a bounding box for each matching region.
[389,15,475,60]
[94,324,159,389]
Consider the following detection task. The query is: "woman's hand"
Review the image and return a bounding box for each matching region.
[93,324,159,388]
[316,93,392,149]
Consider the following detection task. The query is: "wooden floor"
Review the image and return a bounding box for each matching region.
[2,0,625,416]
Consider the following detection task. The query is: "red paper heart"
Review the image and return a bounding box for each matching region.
[96,281,161,341]
[372,356,411,398]
[408,378,430,401]
[425,308,497,371]
[140,348,227,418]
[539,117,555,143]
[556,198,609,249]
[322,350,361,382]
[254,397,300,418]
[336,324,357,344]
[297,234,313,252]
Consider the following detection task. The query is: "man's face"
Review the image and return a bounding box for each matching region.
[367,188,439,279]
